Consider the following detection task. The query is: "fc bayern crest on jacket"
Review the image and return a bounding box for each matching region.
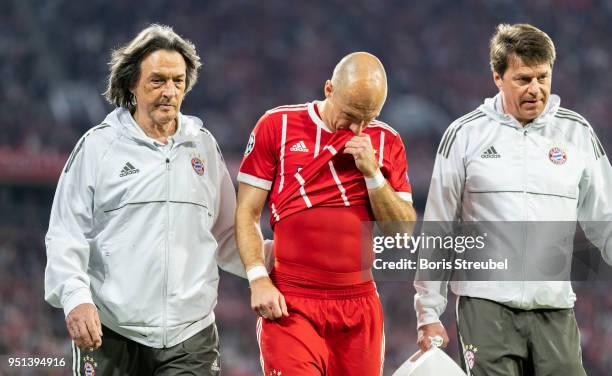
[191,157,205,175]
[83,355,97,376]
[548,146,567,165]
[463,344,478,370]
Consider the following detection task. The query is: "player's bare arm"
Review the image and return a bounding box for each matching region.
[235,183,288,320]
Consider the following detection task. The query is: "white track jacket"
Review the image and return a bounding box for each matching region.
[414,94,612,328]
[45,107,245,347]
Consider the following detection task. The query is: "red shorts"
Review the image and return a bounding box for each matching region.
[257,281,384,376]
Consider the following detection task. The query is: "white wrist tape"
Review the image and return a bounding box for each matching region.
[247,265,269,283]
[365,170,385,190]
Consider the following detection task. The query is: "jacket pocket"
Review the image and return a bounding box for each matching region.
[97,242,164,327]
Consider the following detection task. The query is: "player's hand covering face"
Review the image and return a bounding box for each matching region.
[344,133,379,177]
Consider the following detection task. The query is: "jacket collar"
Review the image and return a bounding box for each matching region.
[104,107,201,148]
[479,92,561,129]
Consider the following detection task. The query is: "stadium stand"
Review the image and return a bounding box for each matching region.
[0,0,610,374]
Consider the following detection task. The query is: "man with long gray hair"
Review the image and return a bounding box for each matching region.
[45,24,244,375]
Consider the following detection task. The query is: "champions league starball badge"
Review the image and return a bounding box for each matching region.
[191,157,205,175]
[244,132,255,156]
[548,146,567,165]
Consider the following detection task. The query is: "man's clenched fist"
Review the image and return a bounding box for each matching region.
[66,303,103,351]
[417,322,449,352]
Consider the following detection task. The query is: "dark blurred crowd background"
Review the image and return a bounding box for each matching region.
[1,0,611,374]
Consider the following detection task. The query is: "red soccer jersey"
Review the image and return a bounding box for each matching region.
[238,102,412,282]
[238,101,412,223]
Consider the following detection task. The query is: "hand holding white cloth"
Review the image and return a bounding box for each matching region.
[392,346,466,376]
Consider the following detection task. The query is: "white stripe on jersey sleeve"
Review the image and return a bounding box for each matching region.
[237,172,273,191]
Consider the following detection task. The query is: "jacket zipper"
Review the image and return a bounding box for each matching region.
[163,157,170,347]
[521,128,528,307]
